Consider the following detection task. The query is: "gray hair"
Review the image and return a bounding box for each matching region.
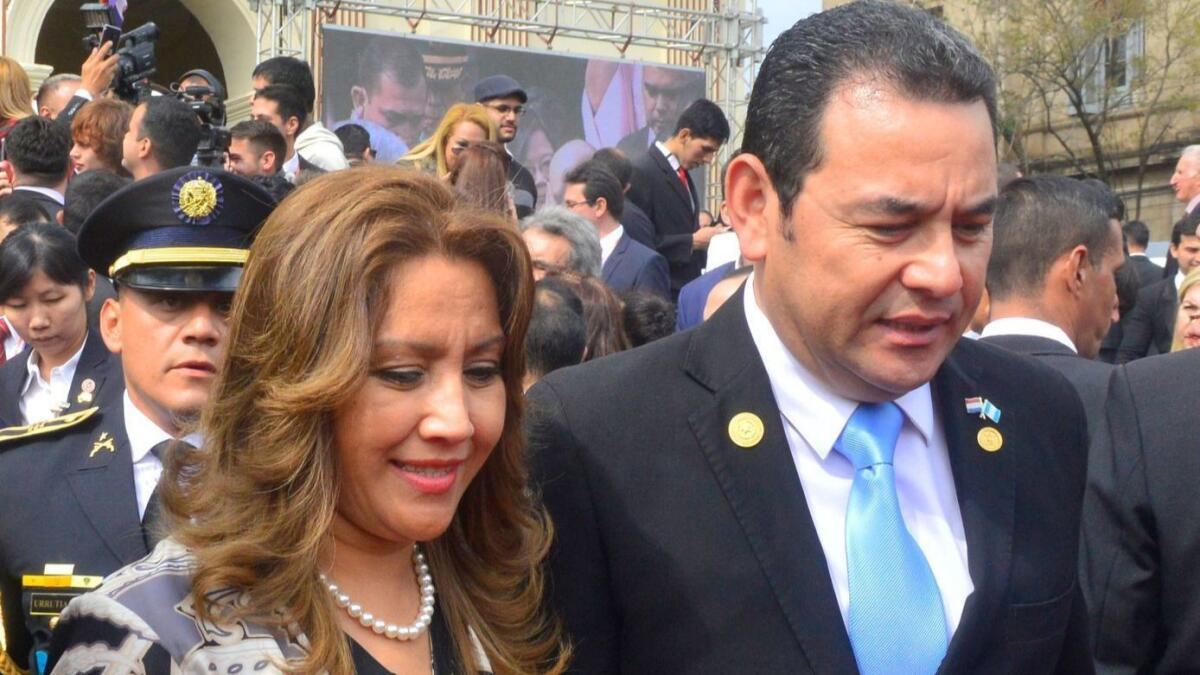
[520,206,602,277]
[36,73,81,105]
[1181,145,1200,165]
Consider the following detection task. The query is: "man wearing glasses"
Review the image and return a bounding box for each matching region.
[474,75,539,218]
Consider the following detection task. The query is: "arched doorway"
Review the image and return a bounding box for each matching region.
[35,0,225,92]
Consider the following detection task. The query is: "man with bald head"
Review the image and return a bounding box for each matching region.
[36,74,81,120]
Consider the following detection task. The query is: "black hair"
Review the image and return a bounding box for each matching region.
[621,290,676,347]
[1115,255,1140,318]
[0,193,51,227]
[230,119,287,172]
[255,84,308,133]
[335,123,372,157]
[1171,212,1199,247]
[526,280,587,378]
[590,147,632,187]
[62,170,130,235]
[252,56,316,113]
[0,222,90,301]
[1122,220,1151,249]
[742,0,997,221]
[564,160,625,220]
[673,98,730,144]
[988,175,1118,300]
[357,38,424,91]
[6,116,71,184]
[138,96,203,170]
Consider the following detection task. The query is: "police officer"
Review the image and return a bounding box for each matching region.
[0,167,275,673]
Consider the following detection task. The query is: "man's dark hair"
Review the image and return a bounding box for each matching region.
[230,119,287,172]
[335,123,372,157]
[139,96,203,170]
[526,280,587,378]
[1122,220,1151,249]
[1171,212,1198,246]
[565,160,625,220]
[252,56,316,113]
[357,38,424,91]
[673,98,730,144]
[988,175,1118,299]
[63,170,130,235]
[255,85,308,132]
[742,0,997,221]
[0,194,51,227]
[591,147,632,188]
[6,116,71,183]
[621,290,676,347]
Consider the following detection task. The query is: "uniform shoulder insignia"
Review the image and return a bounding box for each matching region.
[0,407,100,447]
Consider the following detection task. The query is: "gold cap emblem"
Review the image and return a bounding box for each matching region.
[977,427,1003,452]
[177,178,219,220]
[728,412,765,449]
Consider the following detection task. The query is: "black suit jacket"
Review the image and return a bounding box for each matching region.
[0,399,149,670]
[1116,277,1176,363]
[979,333,1111,445]
[12,188,63,221]
[1082,348,1200,673]
[1128,255,1165,289]
[0,330,122,428]
[529,291,1092,674]
[627,145,703,294]
[620,201,656,251]
[601,233,670,298]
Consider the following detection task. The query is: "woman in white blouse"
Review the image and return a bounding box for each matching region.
[0,222,116,427]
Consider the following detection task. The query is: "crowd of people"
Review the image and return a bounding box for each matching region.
[0,0,1198,673]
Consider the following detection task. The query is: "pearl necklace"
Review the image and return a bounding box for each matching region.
[320,544,436,641]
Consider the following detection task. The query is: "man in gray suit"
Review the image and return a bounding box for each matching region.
[980,175,1124,442]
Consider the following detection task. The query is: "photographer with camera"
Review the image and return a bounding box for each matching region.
[121,96,201,180]
[56,42,121,126]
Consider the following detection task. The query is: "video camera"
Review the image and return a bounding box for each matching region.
[80,2,158,103]
[175,70,232,168]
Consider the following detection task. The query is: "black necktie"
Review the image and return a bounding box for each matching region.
[142,439,190,551]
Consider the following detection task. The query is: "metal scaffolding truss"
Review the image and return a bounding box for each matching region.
[251,0,764,191]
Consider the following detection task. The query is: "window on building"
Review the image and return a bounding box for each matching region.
[1078,21,1143,114]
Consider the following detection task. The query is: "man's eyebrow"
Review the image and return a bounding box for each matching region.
[849,195,998,217]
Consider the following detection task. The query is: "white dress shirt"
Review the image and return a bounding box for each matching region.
[599,225,624,267]
[980,317,1077,353]
[123,392,203,519]
[1187,194,1200,215]
[1176,270,1186,292]
[743,277,974,635]
[19,335,86,424]
[1,316,24,361]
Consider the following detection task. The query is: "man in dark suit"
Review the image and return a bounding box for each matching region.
[5,117,71,221]
[591,148,656,249]
[979,175,1122,443]
[564,160,669,298]
[529,4,1091,673]
[475,75,539,218]
[0,168,273,673]
[1122,220,1165,287]
[628,98,730,296]
[1116,214,1200,362]
[1083,347,1200,672]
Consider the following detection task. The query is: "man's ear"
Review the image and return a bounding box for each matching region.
[84,270,96,303]
[138,136,153,161]
[98,296,123,354]
[1061,245,1089,295]
[724,153,777,264]
[261,149,276,173]
[351,86,368,112]
[594,196,608,220]
[286,117,301,138]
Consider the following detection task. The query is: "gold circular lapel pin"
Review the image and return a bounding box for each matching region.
[77,378,96,404]
[728,412,765,449]
[977,427,1003,452]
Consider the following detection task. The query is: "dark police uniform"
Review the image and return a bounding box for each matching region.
[0,168,274,674]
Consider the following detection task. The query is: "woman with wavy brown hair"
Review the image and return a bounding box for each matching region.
[47,167,569,674]
[69,98,133,175]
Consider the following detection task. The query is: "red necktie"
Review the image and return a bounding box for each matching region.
[677,166,689,188]
[0,320,9,366]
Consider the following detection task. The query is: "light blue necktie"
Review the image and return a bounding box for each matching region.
[835,402,948,675]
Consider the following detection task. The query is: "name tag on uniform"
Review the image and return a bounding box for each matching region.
[22,570,103,621]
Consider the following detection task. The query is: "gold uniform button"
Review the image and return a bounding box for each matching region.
[977,427,1003,452]
[728,412,765,449]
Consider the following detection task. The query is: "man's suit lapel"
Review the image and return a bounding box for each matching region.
[600,234,628,284]
[683,290,858,673]
[63,332,116,416]
[0,350,28,426]
[651,146,695,215]
[64,415,148,563]
[932,348,1015,671]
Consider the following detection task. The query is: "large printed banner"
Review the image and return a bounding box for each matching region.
[321,25,707,210]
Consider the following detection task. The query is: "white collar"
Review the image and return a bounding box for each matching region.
[1128,251,1148,258]
[1177,270,1187,291]
[13,185,64,204]
[599,225,624,264]
[655,141,681,172]
[20,332,87,396]
[980,317,1077,353]
[1188,194,1200,214]
[123,391,203,463]
[742,274,935,461]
